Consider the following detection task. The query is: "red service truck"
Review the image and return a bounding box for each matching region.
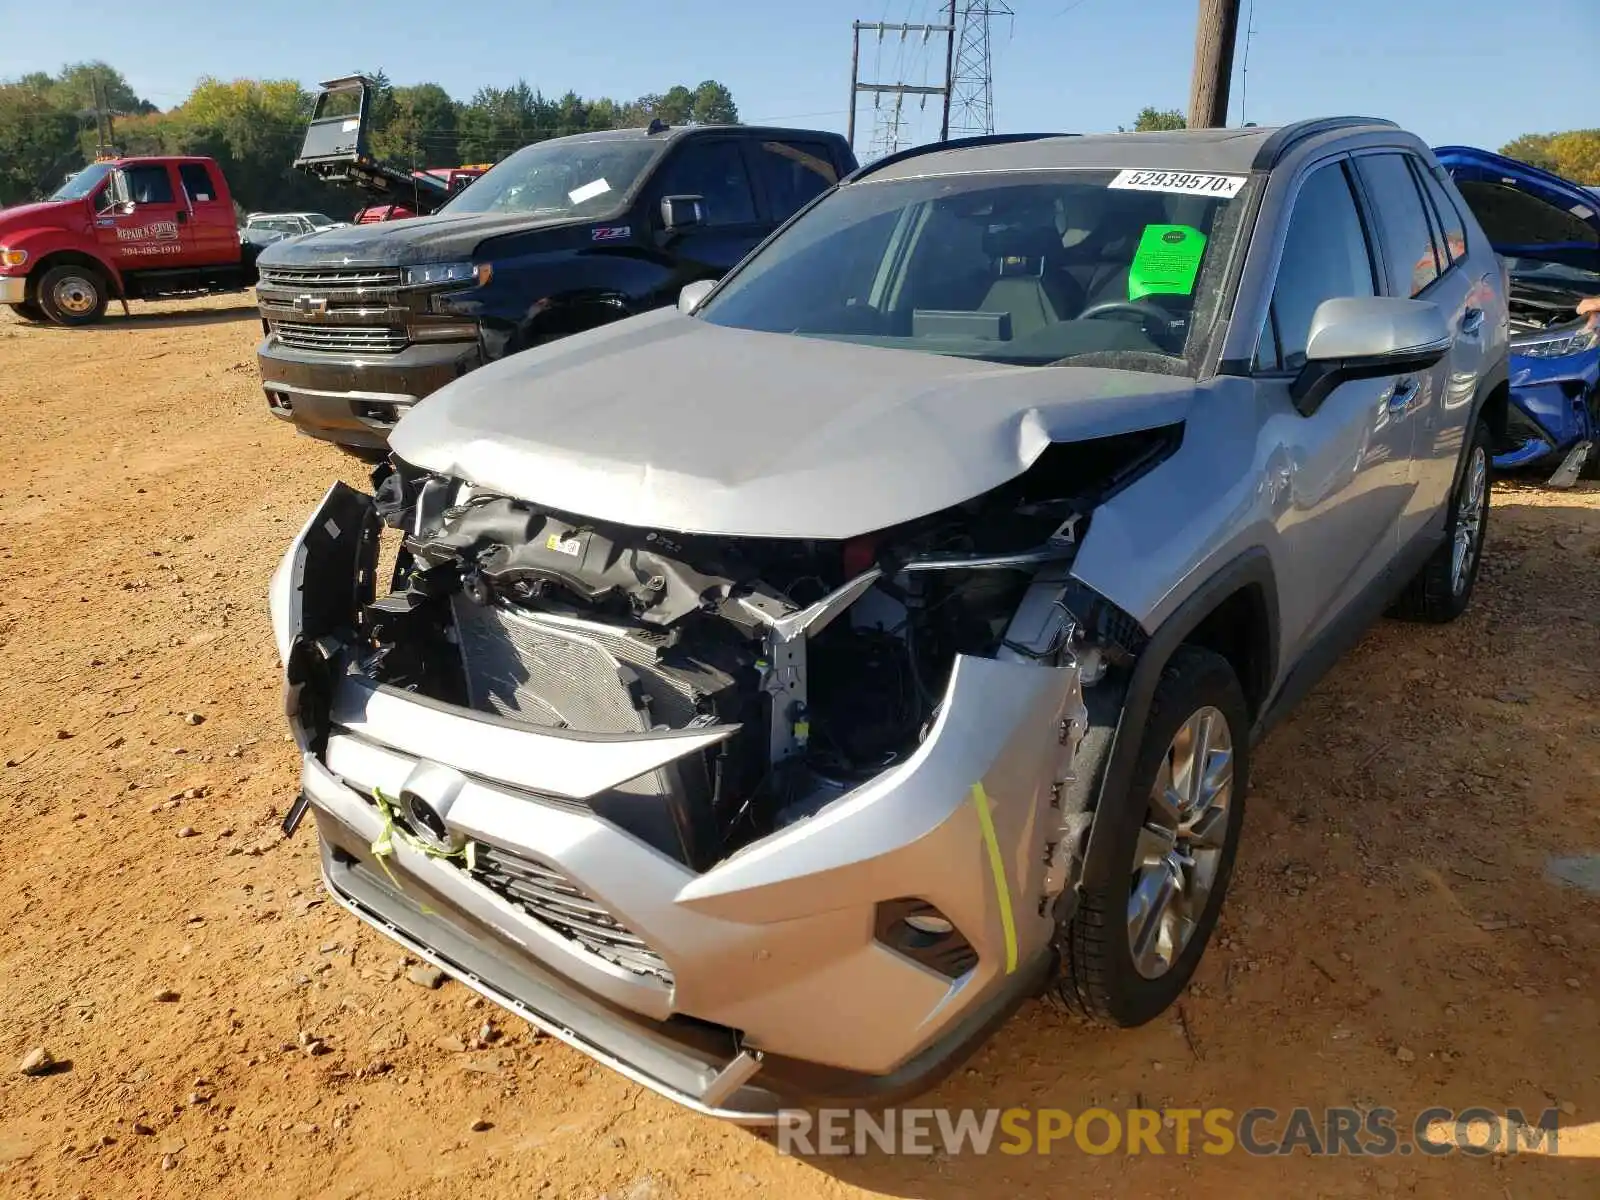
[0,156,258,326]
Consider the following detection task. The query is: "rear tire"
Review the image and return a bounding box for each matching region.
[36,264,109,326]
[6,301,46,323]
[1059,645,1249,1026]
[1390,417,1492,624]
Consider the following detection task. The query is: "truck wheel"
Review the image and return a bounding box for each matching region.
[7,302,47,323]
[1059,645,1248,1026]
[1389,417,1492,624]
[37,265,109,326]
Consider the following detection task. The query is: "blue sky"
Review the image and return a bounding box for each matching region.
[0,0,1593,153]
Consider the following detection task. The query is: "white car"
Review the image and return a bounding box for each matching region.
[245,212,348,238]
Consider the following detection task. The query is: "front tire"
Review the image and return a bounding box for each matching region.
[6,301,46,323]
[1390,417,1492,624]
[1060,645,1248,1026]
[37,264,109,326]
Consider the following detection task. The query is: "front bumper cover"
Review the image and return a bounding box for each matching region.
[0,275,27,305]
[271,483,1084,1119]
[257,336,482,449]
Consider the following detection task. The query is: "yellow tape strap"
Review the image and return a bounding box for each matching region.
[970,782,1018,975]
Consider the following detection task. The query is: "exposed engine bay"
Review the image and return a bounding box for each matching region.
[343,428,1177,870]
[1508,278,1595,337]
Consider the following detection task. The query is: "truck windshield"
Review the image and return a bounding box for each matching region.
[50,162,115,201]
[697,168,1251,372]
[439,139,661,218]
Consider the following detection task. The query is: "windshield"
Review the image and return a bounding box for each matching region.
[438,138,661,217]
[50,162,114,201]
[697,168,1250,371]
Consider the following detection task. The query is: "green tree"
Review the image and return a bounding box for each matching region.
[656,85,695,124]
[0,83,82,205]
[51,61,152,117]
[1125,106,1186,132]
[372,82,458,169]
[1500,132,1559,173]
[690,80,739,125]
[1502,129,1600,183]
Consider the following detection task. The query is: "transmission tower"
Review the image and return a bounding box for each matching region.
[946,1,1012,139]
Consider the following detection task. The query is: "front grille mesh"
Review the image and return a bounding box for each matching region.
[273,322,408,354]
[472,844,673,983]
[260,266,402,289]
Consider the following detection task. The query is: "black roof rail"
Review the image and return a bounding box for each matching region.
[844,132,1076,184]
[1251,116,1400,169]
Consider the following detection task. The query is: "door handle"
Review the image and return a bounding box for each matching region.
[1460,307,1484,337]
[1387,377,1420,415]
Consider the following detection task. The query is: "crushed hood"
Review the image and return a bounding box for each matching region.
[1435,145,1600,274]
[257,209,591,268]
[389,309,1197,539]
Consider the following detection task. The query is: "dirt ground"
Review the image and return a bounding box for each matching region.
[0,296,1597,1200]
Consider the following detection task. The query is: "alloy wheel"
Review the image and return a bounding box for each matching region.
[1451,446,1488,596]
[1127,705,1234,979]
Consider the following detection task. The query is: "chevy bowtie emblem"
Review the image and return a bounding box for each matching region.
[293,294,328,315]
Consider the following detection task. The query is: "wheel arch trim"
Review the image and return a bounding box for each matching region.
[1076,546,1277,891]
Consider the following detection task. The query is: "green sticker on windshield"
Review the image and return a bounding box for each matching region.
[1128,224,1207,301]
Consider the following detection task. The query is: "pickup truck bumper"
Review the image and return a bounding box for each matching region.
[0,276,27,305]
[257,337,482,450]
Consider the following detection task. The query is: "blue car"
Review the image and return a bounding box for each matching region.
[1435,146,1600,485]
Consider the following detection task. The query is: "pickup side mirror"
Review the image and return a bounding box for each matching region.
[660,194,705,231]
[1289,296,1451,416]
[677,279,716,314]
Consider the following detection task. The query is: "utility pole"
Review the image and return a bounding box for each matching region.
[90,73,107,159]
[1188,0,1242,129]
[939,0,957,141]
[846,18,956,157]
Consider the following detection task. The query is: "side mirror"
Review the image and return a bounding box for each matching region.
[678,279,716,314]
[1290,296,1451,415]
[660,194,705,231]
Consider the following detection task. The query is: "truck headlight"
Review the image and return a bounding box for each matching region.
[403,262,491,287]
[1514,326,1599,359]
[0,247,27,268]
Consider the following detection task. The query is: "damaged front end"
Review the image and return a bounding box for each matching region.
[268,430,1173,1119]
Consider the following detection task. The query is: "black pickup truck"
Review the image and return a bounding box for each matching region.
[255,122,857,453]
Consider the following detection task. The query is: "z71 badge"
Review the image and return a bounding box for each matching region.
[591,225,631,242]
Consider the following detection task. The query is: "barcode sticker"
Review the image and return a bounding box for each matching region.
[1109,169,1246,198]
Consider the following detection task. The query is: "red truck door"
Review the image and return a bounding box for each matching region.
[92,163,198,271]
[176,161,238,266]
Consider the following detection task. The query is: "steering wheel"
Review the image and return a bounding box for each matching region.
[1076,299,1171,327]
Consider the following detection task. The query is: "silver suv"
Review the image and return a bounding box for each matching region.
[270,118,1509,1121]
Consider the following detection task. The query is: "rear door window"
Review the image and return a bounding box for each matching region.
[1413,160,1468,265]
[653,141,757,226]
[1258,161,1378,372]
[1356,153,1441,297]
[178,163,217,204]
[750,140,839,221]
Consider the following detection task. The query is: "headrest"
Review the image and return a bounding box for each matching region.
[981,223,1062,265]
